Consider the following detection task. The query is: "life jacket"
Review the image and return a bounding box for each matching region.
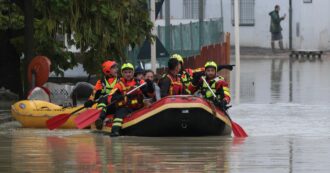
[166,74,184,95]
[116,78,144,109]
[101,77,118,94]
[89,76,118,101]
[180,70,192,94]
[200,76,224,100]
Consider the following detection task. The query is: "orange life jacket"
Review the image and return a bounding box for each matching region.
[167,74,184,95]
[114,78,144,109]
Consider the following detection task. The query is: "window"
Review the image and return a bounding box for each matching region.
[183,0,201,19]
[231,0,255,26]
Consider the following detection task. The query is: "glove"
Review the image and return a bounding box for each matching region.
[145,79,154,90]
[97,96,108,108]
[192,72,203,86]
[84,100,94,108]
[214,99,227,110]
[111,93,124,102]
[217,64,235,71]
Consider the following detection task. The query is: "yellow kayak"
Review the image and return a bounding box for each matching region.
[11,100,86,128]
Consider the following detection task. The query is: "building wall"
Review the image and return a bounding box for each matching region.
[223,0,330,50]
[160,0,330,50]
[292,0,330,50]
[223,0,289,48]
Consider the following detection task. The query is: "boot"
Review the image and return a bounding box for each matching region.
[271,41,275,53]
[279,40,284,50]
[95,110,107,130]
[109,118,123,137]
[110,126,121,137]
[95,118,104,130]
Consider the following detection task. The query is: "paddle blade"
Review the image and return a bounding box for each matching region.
[46,114,71,130]
[74,109,102,129]
[231,121,248,137]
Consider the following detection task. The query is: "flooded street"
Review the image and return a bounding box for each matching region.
[1,57,330,172]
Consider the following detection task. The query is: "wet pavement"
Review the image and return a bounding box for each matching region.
[1,54,330,172]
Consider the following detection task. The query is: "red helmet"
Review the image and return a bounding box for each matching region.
[102,60,117,75]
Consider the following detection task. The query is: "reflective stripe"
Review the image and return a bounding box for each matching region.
[102,77,117,94]
[181,71,192,94]
[131,99,138,104]
[97,103,106,108]
[202,77,218,100]
[116,80,141,107]
[223,87,231,97]
[201,76,229,100]
[223,87,230,92]
[112,122,122,127]
[113,118,123,122]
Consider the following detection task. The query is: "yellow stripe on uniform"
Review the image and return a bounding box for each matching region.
[113,122,122,127]
[223,87,231,97]
[97,103,106,108]
[113,118,123,122]
[224,91,231,97]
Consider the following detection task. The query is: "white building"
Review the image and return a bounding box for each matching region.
[157,0,330,50]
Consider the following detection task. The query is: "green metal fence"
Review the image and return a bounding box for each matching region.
[159,18,224,57]
[126,17,224,67]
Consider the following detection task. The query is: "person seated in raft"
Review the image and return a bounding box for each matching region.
[98,63,154,136]
[134,66,145,81]
[144,70,161,103]
[84,60,119,129]
[189,61,231,110]
[158,58,186,98]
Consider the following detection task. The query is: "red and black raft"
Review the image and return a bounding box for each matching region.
[91,95,232,136]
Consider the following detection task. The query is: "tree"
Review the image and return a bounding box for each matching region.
[0,0,153,96]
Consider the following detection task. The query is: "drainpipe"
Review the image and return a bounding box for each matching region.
[289,0,292,50]
[199,0,204,48]
[165,0,170,52]
[150,0,157,72]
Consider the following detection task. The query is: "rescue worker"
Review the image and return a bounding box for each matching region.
[158,58,185,98]
[170,54,195,94]
[189,61,231,110]
[84,60,119,129]
[100,63,154,136]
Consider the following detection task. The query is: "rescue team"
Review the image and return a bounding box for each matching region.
[84,54,232,137]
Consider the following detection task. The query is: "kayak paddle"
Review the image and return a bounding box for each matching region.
[74,82,147,129]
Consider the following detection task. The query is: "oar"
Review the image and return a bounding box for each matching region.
[74,82,147,129]
[46,105,85,130]
[46,91,107,130]
[201,77,248,137]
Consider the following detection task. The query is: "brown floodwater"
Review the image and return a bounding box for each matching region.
[1,57,330,172]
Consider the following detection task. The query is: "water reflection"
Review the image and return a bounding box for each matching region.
[0,133,237,172]
[1,56,330,173]
[2,132,330,173]
[233,57,330,104]
[271,59,285,101]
